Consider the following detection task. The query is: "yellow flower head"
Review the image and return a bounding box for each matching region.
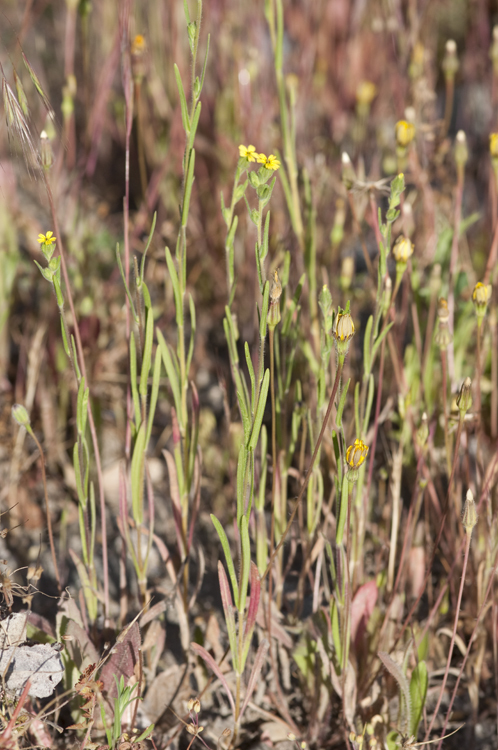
[472,281,491,307]
[437,297,449,323]
[37,231,56,246]
[131,34,146,54]
[333,311,355,342]
[356,80,377,107]
[239,144,257,162]
[346,439,369,469]
[490,133,498,158]
[257,153,280,171]
[392,235,414,264]
[395,120,415,148]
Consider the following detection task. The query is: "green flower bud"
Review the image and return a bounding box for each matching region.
[12,404,31,428]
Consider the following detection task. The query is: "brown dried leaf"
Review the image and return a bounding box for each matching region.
[100,622,141,699]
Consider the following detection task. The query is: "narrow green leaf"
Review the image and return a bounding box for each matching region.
[145,351,162,447]
[186,293,196,375]
[259,281,270,341]
[239,514,250,613]
[139,212,157,282]
[363,315,373,376]
[236,444,248,523]
[157,329,183,427]
[371,321,394,365]
[409,661,428,738]
[131,422,146,525]
[200,34,210,90]
[363,373,375,436]
[210,514,239,604]
[245,342,256,413]
[130,332,141,428]
[335,378,350,428]
[165,247,183,327]
[188,102,202,151]
[336,475,349,546]
[249,369,269,451]
[174,63,190,135]
[181,148,196,227]
[140,308,154,397]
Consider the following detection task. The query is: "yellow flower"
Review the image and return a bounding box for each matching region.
[356,80,377,107]
[392,235,414,263]
[333,311,355,342]
[346,439,369,469]
[239,144,257,162]
[472,281,491,306]
[490,133,498,158]
[37,231,56,245]
[395,120,415,147]
[258,153,280,171]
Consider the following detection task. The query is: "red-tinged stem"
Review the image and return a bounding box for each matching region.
[426,529,472,744]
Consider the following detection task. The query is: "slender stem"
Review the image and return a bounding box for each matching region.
[441,349,452,478]
[425,529,472,742]
[392,415,464,648]
[42,175,109,622]
[442,76,454,139]
[262,357,344,582]
[29,430,61,591]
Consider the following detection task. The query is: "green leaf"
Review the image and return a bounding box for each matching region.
[139,212,157,282]
[371,321,394,365]
[145,351,162,447]
[157,329,183,428]
[210,514,239,604]
[182,148,196,227]
[239,514,250,613]
[245,342,256,413]
[130,333,141,428]
[140,307,154,397]
[249,369,269,451]
[409,661,428,738]
[188,101,202,151]
[186,293,196,375]
[363,373,375,436]
[131,422,147,525]
[363,315,373,376]
[335,378,350,428]
[174,63,190,135]
[259,281,270,340]
[336,474,349,546]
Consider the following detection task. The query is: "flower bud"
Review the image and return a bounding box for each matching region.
[346,438,369,481]
[454,130,468,170]
[333,311,354,342]
[456,377,472,416]
[442,39,459,80]
[267,269,282,330]
[461,489,477,534]
[131,34,147,84]
[437,297,449,324]
[12,404,31,428]
[472,282,491,326]
[395,119,415,148]
[40,130,54,170]
[416,412,429,449]
[341,152,356,190]
[490,132,498,159]
[393,235,414,264]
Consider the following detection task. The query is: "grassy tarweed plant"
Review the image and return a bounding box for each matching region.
[2,2,498,750]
